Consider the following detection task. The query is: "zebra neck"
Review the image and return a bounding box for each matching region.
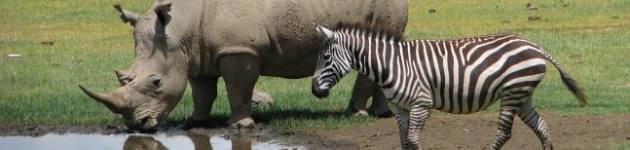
[352,37,409,90]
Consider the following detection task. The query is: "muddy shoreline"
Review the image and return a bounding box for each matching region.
[0,123,351,150]
[2,111,629,150]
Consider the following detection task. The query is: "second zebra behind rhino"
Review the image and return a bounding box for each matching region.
[311,23,587,150]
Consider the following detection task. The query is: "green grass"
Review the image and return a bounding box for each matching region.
[1,0,629,130]
[616,143,630,150]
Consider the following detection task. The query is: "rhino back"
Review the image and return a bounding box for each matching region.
[195,0,408,78]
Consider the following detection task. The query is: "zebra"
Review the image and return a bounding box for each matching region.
[311,23,587,150]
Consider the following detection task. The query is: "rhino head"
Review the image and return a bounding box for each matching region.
[79,2,190,131]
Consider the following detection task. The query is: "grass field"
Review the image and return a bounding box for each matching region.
[1,0,629,132]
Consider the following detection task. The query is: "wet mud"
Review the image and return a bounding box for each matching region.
[1,111,628,150]
[0,131,305,150]
[0,124,342,150]
[0,126,314,150]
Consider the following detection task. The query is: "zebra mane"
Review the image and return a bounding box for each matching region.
[333,22,405,42]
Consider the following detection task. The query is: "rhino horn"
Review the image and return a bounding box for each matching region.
[78,85,125,113]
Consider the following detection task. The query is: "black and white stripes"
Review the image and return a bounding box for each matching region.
[311,24,587,150]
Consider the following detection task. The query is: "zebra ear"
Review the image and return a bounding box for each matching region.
[316,25,335,39]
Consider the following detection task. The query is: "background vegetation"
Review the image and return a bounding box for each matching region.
[1,0,628,132]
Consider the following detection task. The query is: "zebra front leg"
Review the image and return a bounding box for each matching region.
[518,103,553,150]
[492,107,517,150]
[406,103,431,150]
[394,107,412,150]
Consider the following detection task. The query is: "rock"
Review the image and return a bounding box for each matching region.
[526,3,538,11]
[40,41,54,46]
[281,131,296,136]
[252,90,273,106]
[7,54,21,58]
[528,16,542,21]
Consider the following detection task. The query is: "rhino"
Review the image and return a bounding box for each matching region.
[79,0,407,131]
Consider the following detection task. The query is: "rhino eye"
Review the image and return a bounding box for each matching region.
[148,75,161,88]
[151,78,161,87]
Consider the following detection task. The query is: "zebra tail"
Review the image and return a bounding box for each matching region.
[541,49,588,107]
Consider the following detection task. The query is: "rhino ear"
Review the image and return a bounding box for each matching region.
[114,69,133,86]
[316,25,335,39]
[154,2,172,26]
[114,4,140,26]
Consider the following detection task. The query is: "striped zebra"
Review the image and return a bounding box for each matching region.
[311,23,587,150]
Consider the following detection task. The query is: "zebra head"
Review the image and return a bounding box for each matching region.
[312,25,354,98]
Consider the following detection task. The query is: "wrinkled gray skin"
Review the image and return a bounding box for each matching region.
[79,0,407,131]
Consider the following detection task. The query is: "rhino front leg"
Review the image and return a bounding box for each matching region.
[177,76,219,129]
[348,75,393,117]
[190,76,219,124]
[219,53,260,129]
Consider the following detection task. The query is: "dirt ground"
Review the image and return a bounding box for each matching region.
[1,111,628,150]
[299,111,630,150]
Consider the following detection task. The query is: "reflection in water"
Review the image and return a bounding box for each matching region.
[123,135,168,150]
[230,137,251,150]
[122,132,256,150]
[186,132,212,150]
[0,132,304,150]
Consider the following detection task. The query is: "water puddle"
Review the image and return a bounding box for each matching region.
[0,132,305,150]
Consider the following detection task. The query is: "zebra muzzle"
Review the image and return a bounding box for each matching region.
[311,79,330,98]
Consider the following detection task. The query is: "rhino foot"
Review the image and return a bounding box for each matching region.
[368,107,394,118]
[368,108,394,118]
[228,117,256,129]
[344,106,369,116]
[367,101,394,118]
[176,118,215,130]
[344,109,369,116]
[344,104,393,117]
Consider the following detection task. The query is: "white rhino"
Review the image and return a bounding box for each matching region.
[79,0,407,131]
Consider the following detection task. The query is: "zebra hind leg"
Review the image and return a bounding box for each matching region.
[491,107,517,150]
[518,103,553,150]
[492,88,532,149]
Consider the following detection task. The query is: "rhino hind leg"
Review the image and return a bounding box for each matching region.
[348,75,393,117]
[346,75,371,116]
[367,87,394,117]
[219,53,260,129]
